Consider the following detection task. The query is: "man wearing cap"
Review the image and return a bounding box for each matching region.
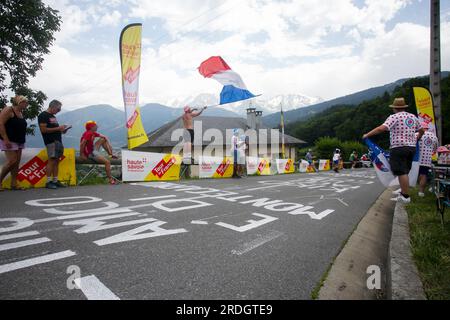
[417,122,438,197]
[182,105,206,164]
[38,100,70,189]
[80,121,118,185]
[363,97,424,203]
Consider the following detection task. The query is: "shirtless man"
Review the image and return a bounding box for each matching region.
[182,105,206,163]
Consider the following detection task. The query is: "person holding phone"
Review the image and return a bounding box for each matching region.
[38,99,69,189]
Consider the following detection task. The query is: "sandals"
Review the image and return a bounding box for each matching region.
[109,179,117,185]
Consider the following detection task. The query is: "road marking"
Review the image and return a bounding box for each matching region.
[231,230,283,255]
[129,195,177,201]
[0,250,76,274]
[74,275,120,300]
[0,237,51,252]
[0,231,39,241]
[191,220,208,225]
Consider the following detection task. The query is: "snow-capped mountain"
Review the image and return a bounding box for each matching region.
[164,93,323,116]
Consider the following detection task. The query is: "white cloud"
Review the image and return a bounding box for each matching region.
[99,10,122,27]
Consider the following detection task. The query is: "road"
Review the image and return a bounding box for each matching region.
[0,168,385,300]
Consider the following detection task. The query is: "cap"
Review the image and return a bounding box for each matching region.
[85,120,97,130]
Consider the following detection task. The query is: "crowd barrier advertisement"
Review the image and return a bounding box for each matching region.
[319,159,331,171]
[0,148,76,189]
[121,150,181,181]
[275,158,295,174]
[199,156,234,178]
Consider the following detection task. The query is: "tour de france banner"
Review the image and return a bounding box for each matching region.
[299,160,316,173]
[199,156,234,179]
[122,150,181,182]
[413,87,437,135]
[247,157,271,175]
[275,158,295,174]
[0,148,76,189]
[120,23,148,149]
[319,159,331,171]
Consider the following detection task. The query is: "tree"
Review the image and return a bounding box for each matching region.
[0,0,61,133]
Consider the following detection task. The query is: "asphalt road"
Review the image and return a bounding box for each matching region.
[0,168,385,300]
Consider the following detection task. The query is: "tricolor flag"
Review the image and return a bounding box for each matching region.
[364,138,419,188]
[198,56,257,105]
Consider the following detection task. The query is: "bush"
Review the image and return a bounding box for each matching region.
[314,137,343,159]
[341,141,367,161]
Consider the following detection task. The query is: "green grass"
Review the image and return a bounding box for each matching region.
[405,188,450,300]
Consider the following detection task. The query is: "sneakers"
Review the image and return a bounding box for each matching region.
[392,188,402,195]
[418,192,425,197]
[45,181,57,189]
[53,180,66,188]
[397,194,411,204]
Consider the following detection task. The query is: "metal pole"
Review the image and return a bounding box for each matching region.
[430,0,442,144]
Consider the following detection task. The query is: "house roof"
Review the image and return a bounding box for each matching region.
[136,116,306,148]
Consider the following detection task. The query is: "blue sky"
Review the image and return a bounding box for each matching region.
[32,0,450,110]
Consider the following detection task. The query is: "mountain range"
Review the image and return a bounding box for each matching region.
[25,73,448,149]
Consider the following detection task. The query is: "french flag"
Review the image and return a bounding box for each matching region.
[198,56,257,105]
[364,138,419,188]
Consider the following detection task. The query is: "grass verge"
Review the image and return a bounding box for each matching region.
[405,188,450,299]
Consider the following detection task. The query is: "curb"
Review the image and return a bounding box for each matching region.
[387,201,426,300]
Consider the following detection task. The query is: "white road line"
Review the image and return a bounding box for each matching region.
[0,237,51,252]
[191,220,208,225]
[74,275,120,300]
[0,231,40,241]
[231,231,283,256]
[129,195,176,201]
[0,250,76,274]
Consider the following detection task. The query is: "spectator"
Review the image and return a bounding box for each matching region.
[417,122,438,197]
[182,105,206,164]
[0,95,28,191]
[38,99,70,189]
[363,97,424,203]
[305,149,316,172]
[332,149,341,173]
[79,120,118,185]
[349,150,359,168]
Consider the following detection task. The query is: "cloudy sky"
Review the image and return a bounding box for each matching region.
[32,0,450,110]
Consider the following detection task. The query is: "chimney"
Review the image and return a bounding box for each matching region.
[246,107,256,129]
[255,110,263,130]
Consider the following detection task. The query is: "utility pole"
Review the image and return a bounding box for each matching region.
[430,0,442,144]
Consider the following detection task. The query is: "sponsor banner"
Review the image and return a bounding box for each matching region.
[256,157,272,175]
[246,156,259,175]
[0,148,76,189]
[319,159,331,171]
[121,150,181,181]
[120,23,148,149]
[300,160,315,173]
[199,156,234,179]
[413,87,438,160]
[276,158,295,174]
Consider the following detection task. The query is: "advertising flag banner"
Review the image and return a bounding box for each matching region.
[120,23,148,149]
[122,150,181,181]
[413,87,437,134]
[0,148,76,189]
[319,159,331,171]
[413,87,438,160]
[276,158,295,174]
[199,156,234,179]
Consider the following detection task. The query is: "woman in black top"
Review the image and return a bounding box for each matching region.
[0,95,28,191]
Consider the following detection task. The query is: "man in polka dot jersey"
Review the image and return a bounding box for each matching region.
[417,122,438,197]
[363,97,424,203]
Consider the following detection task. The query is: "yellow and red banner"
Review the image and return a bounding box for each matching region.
[413,87,437,135]
[0,148,76,189]
[299,160,315,173]
[121,150,181,181]
[199,156,234,179]
[120,23,148,149]
[319,159,330,171]
[246,156,272,175]
[276,158,295,174]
